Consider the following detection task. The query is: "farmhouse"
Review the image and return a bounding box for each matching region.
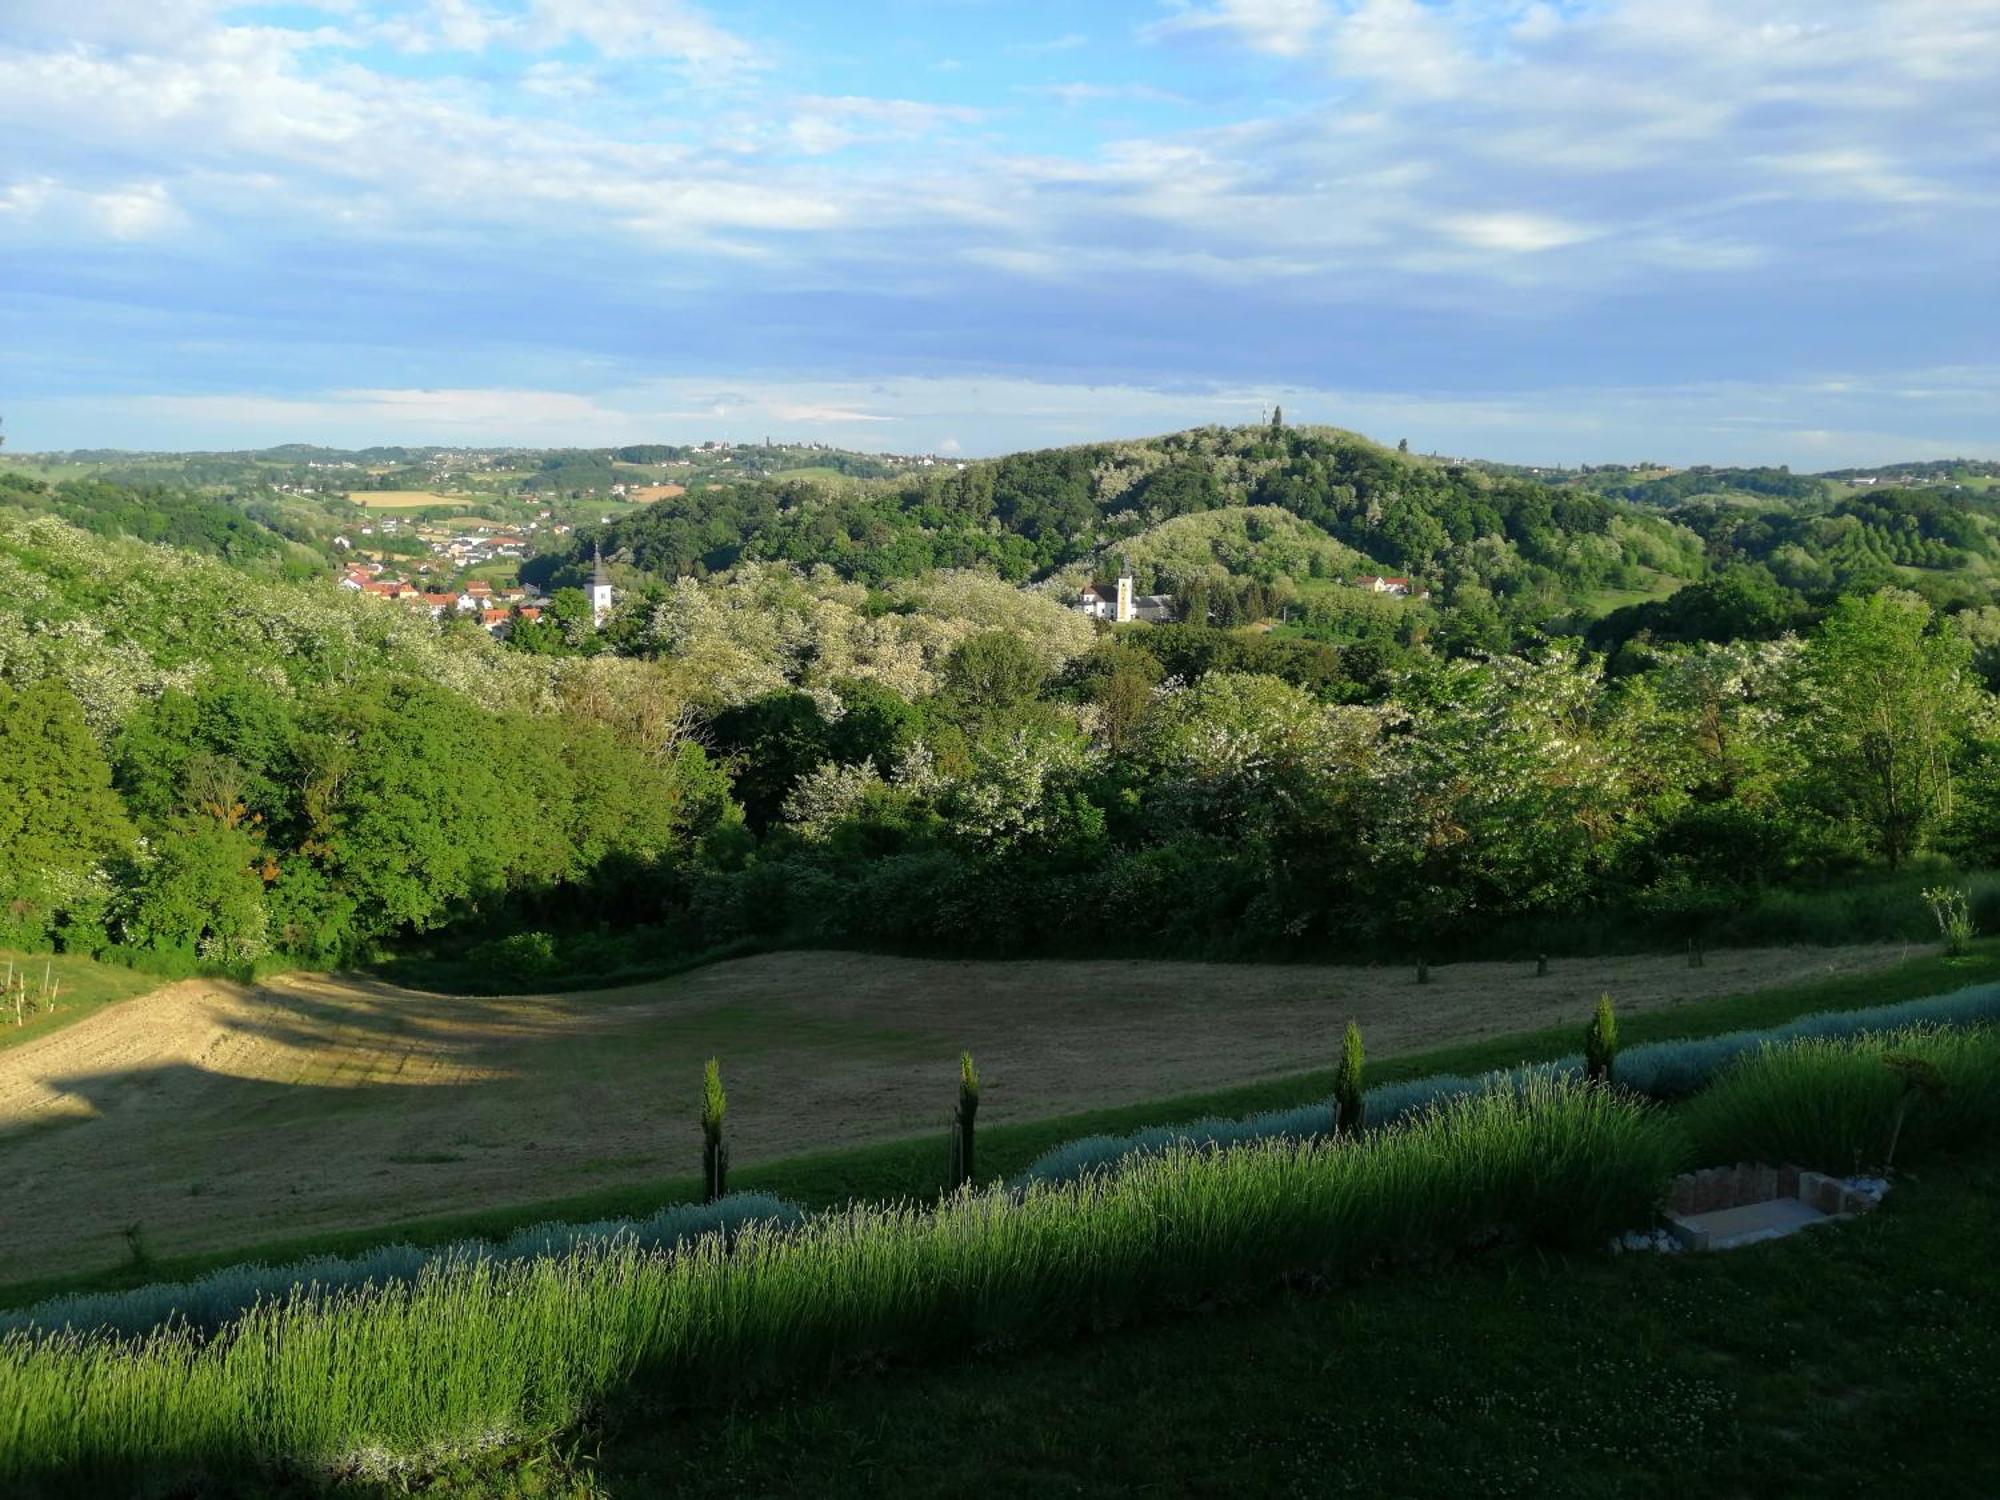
[1355,574,1414,596]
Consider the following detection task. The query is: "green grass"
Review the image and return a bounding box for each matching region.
[6,940,1993,1311]
[1682,1023,2000,1172]
[561,1137,2000,1500]
[0,1080,1679,1493]
[0,950,157,1055]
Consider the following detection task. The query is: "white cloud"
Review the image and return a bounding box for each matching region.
[372,0,757,69]
[1146,0,1331,57]
[526,0,757,70]
[786,96,985,156]
[0,175,184,242]
[1329,0,1470,98]
[1439,211,1592,254]
[769,403,892,424]
[89,182,183,239]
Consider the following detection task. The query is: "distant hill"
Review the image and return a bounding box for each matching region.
[546,424,1711,647]
[16,424,2000,653]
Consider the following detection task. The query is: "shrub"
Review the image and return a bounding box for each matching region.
[1584,995,1618,1083]
[0,1079,1678,1490]
[1923,885,1976,956]
[467,931,560,985]
[1679,1024,2000,1173]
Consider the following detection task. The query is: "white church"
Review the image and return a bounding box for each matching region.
[590,547,615,626]
[1076,561,1176,624]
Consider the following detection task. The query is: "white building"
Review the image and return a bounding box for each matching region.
[590,548,615,626]
[1076,563,1175,624]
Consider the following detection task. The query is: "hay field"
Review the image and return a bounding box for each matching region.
[0,944,1916,1281]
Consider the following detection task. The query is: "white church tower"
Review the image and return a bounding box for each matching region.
[590,547,615,627]
[1115,559,1135,623]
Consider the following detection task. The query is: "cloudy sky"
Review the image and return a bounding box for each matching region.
[3,0,1997,465]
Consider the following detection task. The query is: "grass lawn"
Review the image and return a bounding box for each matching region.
[0,950,156,1056]
[533,1136,2000,1500]
[4,941,1990,1309]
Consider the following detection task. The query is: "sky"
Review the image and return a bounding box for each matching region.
[2,0,1997,467]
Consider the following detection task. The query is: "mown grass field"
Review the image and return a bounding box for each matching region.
[0,940,1979,1309]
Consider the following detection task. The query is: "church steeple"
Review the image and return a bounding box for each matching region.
[589,546,614,626]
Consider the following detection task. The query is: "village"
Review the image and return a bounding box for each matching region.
[338,561,546,635]
[340,545,620,637]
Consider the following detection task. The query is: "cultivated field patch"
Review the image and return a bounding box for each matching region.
[0,944,1919,1281]
[348,490,464,509]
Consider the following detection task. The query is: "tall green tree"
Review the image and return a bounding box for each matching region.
[1796,591,1976,868]
[0,680,135,946]
[121,817,270,963]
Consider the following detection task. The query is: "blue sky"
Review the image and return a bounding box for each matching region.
[2,0,1997,465]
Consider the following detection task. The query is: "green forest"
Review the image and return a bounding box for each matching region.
[4,424,2000,983]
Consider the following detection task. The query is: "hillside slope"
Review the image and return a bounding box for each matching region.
[0,943,1917,1283]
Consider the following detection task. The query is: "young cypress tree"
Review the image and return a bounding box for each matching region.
[1584,995,1619,1084]
[1333,1021,1365,1137]
[949,1052,981,1189]
[700,1057,728,1203]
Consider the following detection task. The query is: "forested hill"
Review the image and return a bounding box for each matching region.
[520,424,2000,658]
[536,424,1710,642]
[0,469,315,575]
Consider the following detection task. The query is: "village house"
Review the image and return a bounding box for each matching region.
[1355,574,1414,596]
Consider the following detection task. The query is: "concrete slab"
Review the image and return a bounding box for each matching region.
[1667,1196,1831,1251]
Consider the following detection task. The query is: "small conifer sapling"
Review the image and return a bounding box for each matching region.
[1334,1021,1365,1137]
[700,1057,728,1203]
[1584,995,1619,1084]
[949,1051,981,1189]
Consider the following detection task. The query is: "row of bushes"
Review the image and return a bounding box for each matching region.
[0,1078,1679,1489]
[0,1195,802,1345]
[1018,979,2000,1185]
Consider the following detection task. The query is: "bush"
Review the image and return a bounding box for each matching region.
[467,931,561,986]
[1679,1024,2000,1173]
[0,1080,1678,1489]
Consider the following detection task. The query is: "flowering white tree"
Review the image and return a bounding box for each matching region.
[1368,647,1636,926]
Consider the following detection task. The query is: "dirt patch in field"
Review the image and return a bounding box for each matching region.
[0,944,1923,1282]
